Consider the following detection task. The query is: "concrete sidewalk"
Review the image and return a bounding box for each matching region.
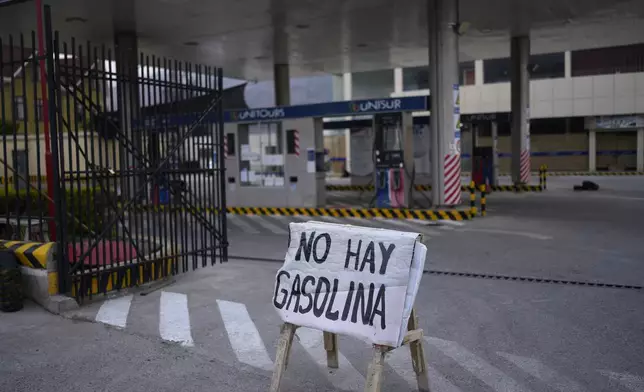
[0,301,326,392]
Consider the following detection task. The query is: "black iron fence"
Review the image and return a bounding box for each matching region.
[0,5,228,300]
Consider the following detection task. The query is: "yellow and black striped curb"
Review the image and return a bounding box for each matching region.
[327,184,471,192]
[71,257,176,298]
[226,206,473,221]
[0,240,54,269]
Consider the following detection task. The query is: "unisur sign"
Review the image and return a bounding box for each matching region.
[273,221,426,347]
[350,99,403,113]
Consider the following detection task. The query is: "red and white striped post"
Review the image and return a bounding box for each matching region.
[443,84,462,206]
[293,130,300,157]
[520,149,531,183]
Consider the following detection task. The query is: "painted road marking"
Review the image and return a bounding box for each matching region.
[95,295,133,329]
[159,291,194,347]
[217,299,273,372]
[374,218,443,237]
[460,228,553,240]
[426,337,530,392]
[387,343,462,391]
[254,216,289,234]
[227,215,260,234]
[600,370,644,391]
[499,352,585,392]
[296,327,364,391]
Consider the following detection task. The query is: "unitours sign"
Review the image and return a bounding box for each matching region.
[231,108,286,121]
[351,99,402,113]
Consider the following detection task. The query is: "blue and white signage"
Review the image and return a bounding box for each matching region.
[134,96,429,128]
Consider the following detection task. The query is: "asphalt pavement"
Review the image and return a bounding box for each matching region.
[1,175,643,392]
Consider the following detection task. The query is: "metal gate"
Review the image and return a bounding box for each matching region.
[39,8,228,299]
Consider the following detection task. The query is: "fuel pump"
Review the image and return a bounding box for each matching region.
[373,113,406,208]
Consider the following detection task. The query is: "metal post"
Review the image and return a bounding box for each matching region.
[35,0,57,240]
[216,68,228,262]
[44,5,68,292]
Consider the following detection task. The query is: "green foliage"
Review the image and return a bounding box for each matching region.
[0,186,117,237]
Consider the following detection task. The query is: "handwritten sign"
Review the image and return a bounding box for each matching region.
[273,221,426,347]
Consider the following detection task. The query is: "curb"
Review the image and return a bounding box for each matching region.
[70,241,177,299]
[226,207,473,221]
[0,240,78,313]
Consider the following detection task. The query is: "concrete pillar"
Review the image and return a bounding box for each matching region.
[114,31,143,200]
[274,64,290,106]
[427,0,461,206]
[588,130,596,171]
[491,120,499,185]
[637,129,644,172]
[394,68,403,93]
[510,35,531,185]
[564,51,572,78]
[474,60,484,86]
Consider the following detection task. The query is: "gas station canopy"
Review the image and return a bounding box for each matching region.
[0,0,643,79]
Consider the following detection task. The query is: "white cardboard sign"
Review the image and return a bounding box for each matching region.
[273,221,426,347]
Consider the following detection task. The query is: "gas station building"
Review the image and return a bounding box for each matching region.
[1,0,644,208]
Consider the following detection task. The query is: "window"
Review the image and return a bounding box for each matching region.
[403,62,476,90]
[402,66,429,91]
[529,53,565,79]
[239,122,285,187]
[352,69,394,99]
[459,61,475,85]
[13,96,25,121]
[483,58,511,84]
[484,53,565,83]
[571,43,644,76]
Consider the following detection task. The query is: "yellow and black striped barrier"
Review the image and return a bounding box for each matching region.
[479,184,487,217]
[0,240,53,269]
[226,206,473,221]
[468,181,477,216]
[327,184,472,192]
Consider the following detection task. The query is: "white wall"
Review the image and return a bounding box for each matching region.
[459,72,644,117]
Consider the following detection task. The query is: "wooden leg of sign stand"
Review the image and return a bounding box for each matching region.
[323,331,339,369]
[269,323,297,392]
[364,345,387,392]
[407,309,431,392]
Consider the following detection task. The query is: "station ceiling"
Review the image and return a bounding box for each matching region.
[1,0,643,80]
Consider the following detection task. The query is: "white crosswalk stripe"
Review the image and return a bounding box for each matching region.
[217,299,274,371]
[387,343,462,392]
[373,218,441,236]
[426,337,530,392]
[295,327,365,391]
[254,216,289,234]
[159,291,194,347]
[95,295,133,329]
[499,352,585,392]
[600,370,644,391]
[227,215,260,234]
[84,293,639,392]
